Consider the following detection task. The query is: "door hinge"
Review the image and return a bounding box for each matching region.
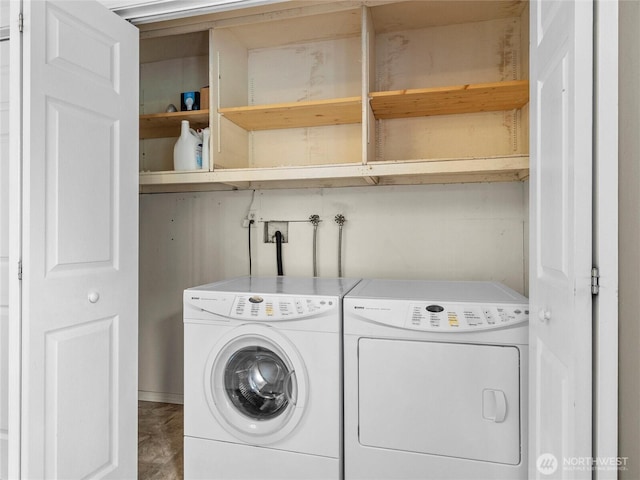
[18,13,23,33]
[591,267,599,295]
[18,260,22,281]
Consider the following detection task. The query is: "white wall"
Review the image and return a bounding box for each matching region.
[139,182,528,401]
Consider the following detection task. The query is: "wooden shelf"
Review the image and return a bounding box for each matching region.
[139,81,529,189]
[370,80,529,119]
[219,97,362,131]
[214,81,528,133]
[138,155,529,193]
[140,110,210,139]
[138,1,530,191]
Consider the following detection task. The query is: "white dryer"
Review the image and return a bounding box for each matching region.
[183,276,360,480]
[343,279,529,480]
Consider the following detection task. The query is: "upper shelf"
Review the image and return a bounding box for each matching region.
[140,110,210,139]
[370,80,530,119]
[219,97,362,131]
[216,80,530,131]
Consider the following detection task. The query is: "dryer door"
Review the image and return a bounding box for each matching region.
[358,339,522,465]
[205,324,309,445]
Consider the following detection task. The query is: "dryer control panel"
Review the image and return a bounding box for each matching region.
[406,303,528,331]
[231,295,336,320]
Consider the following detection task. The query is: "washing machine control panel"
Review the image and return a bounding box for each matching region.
[231,295,336,320]
[406,303,529,331]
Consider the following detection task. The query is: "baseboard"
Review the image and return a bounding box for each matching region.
[138,390,184,405]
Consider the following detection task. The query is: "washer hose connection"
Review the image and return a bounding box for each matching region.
[309,215,320,277]
[334,214,346,277]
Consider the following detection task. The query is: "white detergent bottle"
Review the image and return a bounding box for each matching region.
[173,120,199,170]
[201,127,210,170]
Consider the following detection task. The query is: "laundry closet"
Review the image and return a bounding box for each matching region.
[137,0,530,404]
[2,0,622,478]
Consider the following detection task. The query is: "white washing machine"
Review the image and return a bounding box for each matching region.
[343,279,529,480]
[183,276,360,480]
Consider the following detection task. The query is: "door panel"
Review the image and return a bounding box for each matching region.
[538,51,569,280]
[45,317,117,479]
[20,1,138,478]
[45,3,119,88]
[0,36,9,480]
[529,0,593,478]
[45,99,116,271]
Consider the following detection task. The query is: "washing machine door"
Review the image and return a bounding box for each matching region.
[204,324,309,445]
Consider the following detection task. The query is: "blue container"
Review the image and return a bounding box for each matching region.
[181,91,200,111]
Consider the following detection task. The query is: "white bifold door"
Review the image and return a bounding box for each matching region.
[1,18,10,480]
[529,0,595,478]
[12,0,139,478]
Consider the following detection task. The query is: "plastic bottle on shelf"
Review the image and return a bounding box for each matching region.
[195,129,203,169]
[201,127,210,170]
[173,120,200,171]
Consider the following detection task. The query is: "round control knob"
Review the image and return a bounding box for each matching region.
[538,308,551,323]
[426,305,444,313]
[88,291,100,304]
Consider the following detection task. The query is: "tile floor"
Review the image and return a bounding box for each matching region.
[138,401,184,480]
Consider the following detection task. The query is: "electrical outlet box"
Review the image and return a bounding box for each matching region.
[264,221,288,243]
[242,210,259,228]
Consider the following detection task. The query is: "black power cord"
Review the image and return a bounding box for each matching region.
[248,219,254,275]
[275,230,284,276]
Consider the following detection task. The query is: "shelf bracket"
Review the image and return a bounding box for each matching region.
[364,176,379,186]
[221,181,251,190]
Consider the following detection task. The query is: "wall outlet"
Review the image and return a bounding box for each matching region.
[264,221,288,243]
[242,210,259,228]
